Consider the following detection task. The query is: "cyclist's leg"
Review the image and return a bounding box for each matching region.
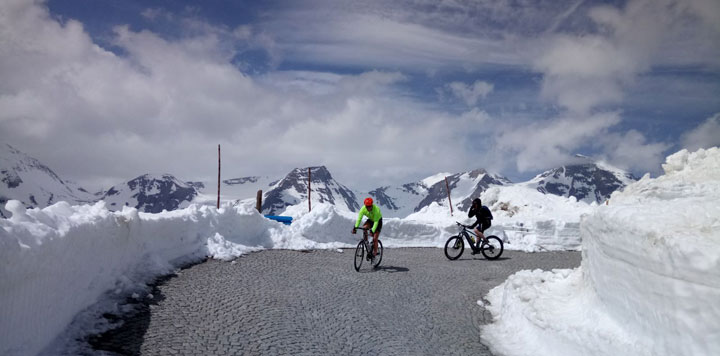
[372,232,379,255]
[362,220,373,255]
[478,223,488,246]
[362,220,372,230]
[474,227,485,247]
[372,218,383,255]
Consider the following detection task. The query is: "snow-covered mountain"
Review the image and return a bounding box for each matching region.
[101,174,198,213]
[366,172,448,217]
[190,175,277,204]
[522,159,637,203]
[369,169,512,217]
[1,144,637,217]
[261,166,359,215]
[0,144,94,218]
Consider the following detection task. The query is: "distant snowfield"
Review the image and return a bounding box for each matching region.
[1,148,718,355]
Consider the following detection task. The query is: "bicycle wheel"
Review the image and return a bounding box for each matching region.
[373,240,383,268]
[444,235,464,260]
[481,236,504,260]
[354,240,365,271]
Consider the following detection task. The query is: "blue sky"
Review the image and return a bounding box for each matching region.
[1,0,719,192]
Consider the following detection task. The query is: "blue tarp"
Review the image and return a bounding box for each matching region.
[264,215,292,225]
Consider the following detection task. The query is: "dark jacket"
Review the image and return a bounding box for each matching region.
[468,200,493,229]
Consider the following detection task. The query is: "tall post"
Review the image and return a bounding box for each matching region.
[445,176,453,216]
[217,144,221,209]
[256,190,263,212]
[308,167,312,212]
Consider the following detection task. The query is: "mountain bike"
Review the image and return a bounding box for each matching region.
[444,222,503,260]
[353,227,383,271]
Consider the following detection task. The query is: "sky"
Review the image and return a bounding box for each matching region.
[0,0,719,193]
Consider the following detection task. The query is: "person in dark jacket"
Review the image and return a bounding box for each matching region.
[468,198,493,248]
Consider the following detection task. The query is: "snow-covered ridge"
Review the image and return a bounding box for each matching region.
[101,173,197,213]
[522,160,637,204]
[2,145,636,218]
[0,144,94,218]
[370,168,512,217]
[481,147,720,356]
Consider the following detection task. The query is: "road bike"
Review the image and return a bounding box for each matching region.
[444,222,503,260]
[353,226,383,271]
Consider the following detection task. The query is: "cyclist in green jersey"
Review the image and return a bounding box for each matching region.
[352,197,383,257]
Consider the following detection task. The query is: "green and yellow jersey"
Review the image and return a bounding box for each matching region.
[355,204,383,233]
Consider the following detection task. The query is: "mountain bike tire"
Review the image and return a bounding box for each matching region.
[481,236,504,260]
[372,240,383,268]
[444,235,464,260]
[354,240,365,271]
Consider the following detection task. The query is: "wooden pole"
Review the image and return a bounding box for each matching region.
[256,190,262,212]
[308,167,312,212]
[217,144,221,209]
[445,176,453,216]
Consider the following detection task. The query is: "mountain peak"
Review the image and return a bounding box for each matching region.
[102,173,197,213]
[287,166,333,182]
[527,161,636,203]
[261,165,358,214]
[1,144,93,217]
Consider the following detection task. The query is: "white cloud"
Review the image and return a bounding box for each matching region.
[681,113,720,151]
[535,0,720,115]
[265,13,530,71]
[495,112,622,172]
[0,0,477,192]
[597,130,670,174]
[523,0,720,171]
[447,81,494,107]
[459,108,491,127]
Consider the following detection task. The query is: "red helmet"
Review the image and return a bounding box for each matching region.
[364,197,373,207]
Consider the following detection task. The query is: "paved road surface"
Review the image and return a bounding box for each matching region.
[90,248,580,355]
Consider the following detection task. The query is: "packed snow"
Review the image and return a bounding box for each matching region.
[1,147,717,356]
[480,147,720,356]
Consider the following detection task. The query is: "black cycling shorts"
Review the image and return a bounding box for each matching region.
[362,218,383,234]
[479,220,491,232]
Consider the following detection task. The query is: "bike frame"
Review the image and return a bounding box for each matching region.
[457,225,485,251]
[355,227,373,254]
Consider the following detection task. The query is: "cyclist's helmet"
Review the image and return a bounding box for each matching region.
[364,197,373,207]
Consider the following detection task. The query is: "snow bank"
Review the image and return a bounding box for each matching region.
[482,185,594,252]
[481,147,720,356]
[0,201,279,356]
[286,203,448,248]
[406,187,594,252]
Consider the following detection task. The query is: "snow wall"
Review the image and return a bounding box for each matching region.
[0,202,275,356]
[582,148,720,355]
[481,147,720,356]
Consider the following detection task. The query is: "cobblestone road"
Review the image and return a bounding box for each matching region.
[90,248,580,355]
